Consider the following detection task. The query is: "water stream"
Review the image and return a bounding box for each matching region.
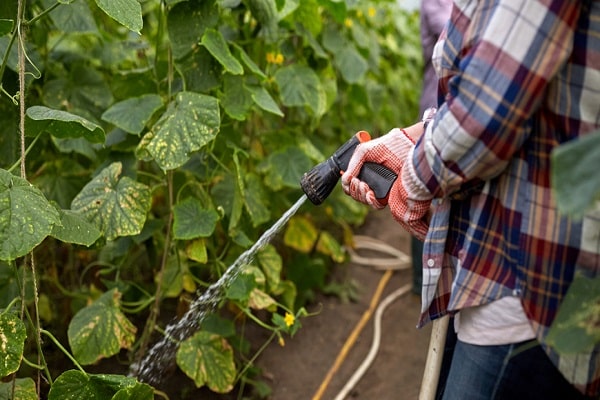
[133,194,308,385]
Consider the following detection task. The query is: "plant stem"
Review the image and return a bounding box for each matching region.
[41,330,86,374]
[1,297,20,314]
[235,330,277,384]
[7,132,42,174]
[26,1,61,26]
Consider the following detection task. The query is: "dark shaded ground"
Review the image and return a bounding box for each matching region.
[254,211,432,399]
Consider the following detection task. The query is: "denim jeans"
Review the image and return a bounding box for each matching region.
[439,339,590,400]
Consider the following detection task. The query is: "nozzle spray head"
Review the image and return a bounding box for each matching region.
[300,131,398,206]
[300,131,369,205]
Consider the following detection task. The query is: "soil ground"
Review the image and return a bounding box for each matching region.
[254,210,432,399]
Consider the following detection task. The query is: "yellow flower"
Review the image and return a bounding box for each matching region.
[368,7,376,17]
[344,18,353,28]
[284,312,295,327]
[266,52,284,65]
[275,53,284,65]
[356,10,363,18]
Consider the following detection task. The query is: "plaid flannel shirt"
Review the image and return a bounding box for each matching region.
[405,0,600,396]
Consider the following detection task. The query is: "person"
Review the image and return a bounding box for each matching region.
[412,0,453,295]
[341,1,600,398]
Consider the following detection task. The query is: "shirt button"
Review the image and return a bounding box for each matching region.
[427,259,435,267]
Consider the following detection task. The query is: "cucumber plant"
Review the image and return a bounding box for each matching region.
[0,0,422,398]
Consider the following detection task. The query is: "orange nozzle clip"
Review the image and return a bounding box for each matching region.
[356,130,371,143]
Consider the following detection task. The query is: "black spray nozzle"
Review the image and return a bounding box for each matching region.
[300,131,398,205]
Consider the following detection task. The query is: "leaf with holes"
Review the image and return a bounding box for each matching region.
[67,289,137,365]
[0,312,27,378]
[176,331,236,393]
[26,106,105,144]
[137,92,220,170]
[0,169,61,261]
[71,162,151,241]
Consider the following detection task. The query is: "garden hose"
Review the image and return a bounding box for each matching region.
[312,235,447,400]
[312,235,411,400]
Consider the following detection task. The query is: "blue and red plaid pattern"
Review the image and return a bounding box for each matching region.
[404,0,600,396]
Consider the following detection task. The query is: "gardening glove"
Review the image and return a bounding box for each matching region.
[341,127,431,240]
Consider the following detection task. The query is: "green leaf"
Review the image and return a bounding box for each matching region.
[185,238,208,263]
[67,289,137,365]
[51,209,101,246]
[0,265,18,308]
[26,106,105,144]
[48,370,150,400]
[226,273,256,302]
[0,312,26,378]
[32,159,87,209]
[71,162,151,241]
[46,0,98,33]
[233,44,266,78]
[264,147,312,189]
[221,75,253,121]
[0,169,61,261]
[0,378,37,400]
[316,231,345,262]
[137,92,220,171]
[101,94,163,135]
[177,47,221,93]
[546,275,600,354]
[249,288,276,310]
[0,266,33,308]
[246,85,284,117]
[176,331,236,393]
[167,0,219,59]
[291,0,321,36]
[173,197,219,240]
[551,130,600,218]
[0,19,14,36]
[243,173,270,226]
[201,29,243,75]
[200,314,236,337]
[42,65,114,115]
[335,45,368,84]
[94,0,143,33]
[157,256,185,298]
[111,382,154,400]
[257,245,282,291]
[246,0,279,42]
[283,216,318,253]
[274,65,321,113]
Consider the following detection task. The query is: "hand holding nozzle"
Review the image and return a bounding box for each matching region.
[300,131,397,206]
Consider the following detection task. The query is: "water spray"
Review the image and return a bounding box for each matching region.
[134,131,398,385]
